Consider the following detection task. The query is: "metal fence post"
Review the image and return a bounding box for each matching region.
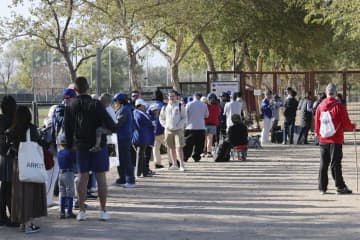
[96,48,102,96]
[32,101,39,127]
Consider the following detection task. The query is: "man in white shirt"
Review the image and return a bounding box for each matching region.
[223,92,243,132]
[183,92,209,162]
[159,90,186,171]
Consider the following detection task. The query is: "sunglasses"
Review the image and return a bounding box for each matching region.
[132,95,139,98]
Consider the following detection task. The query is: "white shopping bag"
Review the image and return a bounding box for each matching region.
[107,133,120,169]
[18,129,47,183]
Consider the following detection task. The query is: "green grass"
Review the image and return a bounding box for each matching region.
[38,105,52,126]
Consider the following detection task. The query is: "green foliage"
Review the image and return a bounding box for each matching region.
[305,0,360,69]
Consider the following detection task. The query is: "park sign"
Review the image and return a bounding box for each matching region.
[210,81,240,97]
[254,89,262,96]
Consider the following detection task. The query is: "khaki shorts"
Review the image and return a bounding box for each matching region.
[165,129,185,148]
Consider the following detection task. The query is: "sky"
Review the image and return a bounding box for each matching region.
[0,0,31,18]
[0,0,167,67]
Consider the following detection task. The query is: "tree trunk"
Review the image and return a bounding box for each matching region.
[171,62,180,92]
[244,47,264,129]
[63,54,77,82]
[256,52,264,88]
[234,41,246,71]
[197,35,217,81]
[125,37,139,91]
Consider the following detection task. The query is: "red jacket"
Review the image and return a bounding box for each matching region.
[205,103,221,126]
[315,97,355,144]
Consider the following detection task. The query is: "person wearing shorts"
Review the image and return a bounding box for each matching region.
[204,93,221,158]
[159,90,186,171]
[65,77,115,221]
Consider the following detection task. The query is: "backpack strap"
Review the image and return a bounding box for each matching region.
[322,102,340,132]
[323,102,339,112]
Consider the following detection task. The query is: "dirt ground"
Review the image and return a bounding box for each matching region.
[2,133,360,240]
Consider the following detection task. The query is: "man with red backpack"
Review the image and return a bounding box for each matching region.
[315,83,356,195]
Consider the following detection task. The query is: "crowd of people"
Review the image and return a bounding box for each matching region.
[0,77,356,234]
[0,77,248,233]
[259,83,356,195]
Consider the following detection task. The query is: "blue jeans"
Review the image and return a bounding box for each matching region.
[297,126,310,144]
[283,119,295,144]
[116,138,135,184]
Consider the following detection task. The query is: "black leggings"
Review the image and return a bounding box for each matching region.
[0,181,12,220]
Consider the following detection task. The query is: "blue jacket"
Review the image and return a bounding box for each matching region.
[261,98,273,119]
[147,100,165,136]
[115,104,133,140]
[132,109,155,145]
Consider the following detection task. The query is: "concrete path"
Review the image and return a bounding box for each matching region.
[2,136,360,239]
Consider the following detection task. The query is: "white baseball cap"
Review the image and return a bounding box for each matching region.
[135,99,147,107]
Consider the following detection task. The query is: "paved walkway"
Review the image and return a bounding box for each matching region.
[2,136,360,239]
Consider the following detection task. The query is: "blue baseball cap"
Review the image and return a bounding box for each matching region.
[113,93,128,101]
[207,93,216,99]
[220,91,230,97]
[62,88,76,99]
[194,92,202,98]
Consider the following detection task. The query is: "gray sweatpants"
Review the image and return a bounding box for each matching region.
[59,171,75,198]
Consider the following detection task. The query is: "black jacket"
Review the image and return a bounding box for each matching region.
[0,114,13,182]
[65,94,116,151]
[284,97,298,122]
[227,123,248,146]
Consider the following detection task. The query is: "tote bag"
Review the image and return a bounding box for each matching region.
[18,128,47,183]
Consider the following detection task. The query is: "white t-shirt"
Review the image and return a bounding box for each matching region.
[224,100,243,130]
[185,100,209,130]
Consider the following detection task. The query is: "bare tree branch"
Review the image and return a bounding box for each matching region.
[134,28,163,54]
[148,40,171,62]
[74,39,114,71]
[82,0,110,15]
[46,0,61,43]
[61,0,74,42]
[161,30,176,42]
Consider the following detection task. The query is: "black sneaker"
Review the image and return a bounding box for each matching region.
[142,174,153,177]
[60,212,66,219]
[24,224,40,234]
[169,160,181,166]
[89,146,101,152]
[155,164,164,169]
[336,187,352,195]
[66,213,77,219]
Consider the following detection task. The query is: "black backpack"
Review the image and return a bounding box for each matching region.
[73,97,101,143]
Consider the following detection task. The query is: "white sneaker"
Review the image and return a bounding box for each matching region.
[179,166,185,172]
[168,165,179,170]
[123,183,136,188]
[99,211,111,221]
[77,211,87,221]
